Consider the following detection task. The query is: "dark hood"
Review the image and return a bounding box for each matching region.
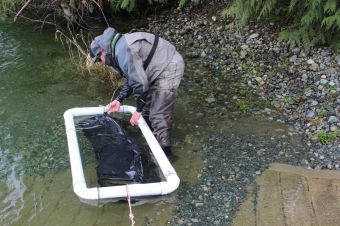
[89,27,117,63]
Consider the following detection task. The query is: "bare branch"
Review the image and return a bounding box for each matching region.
[14,0,33,22]
[17,15,59,27]
[90,0,109,27]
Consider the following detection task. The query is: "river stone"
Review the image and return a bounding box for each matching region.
[195,202,204,207]
[297,50,306,57]
[328,116,339,124]
[307,59,315,65]
[319,79,328,85]
[248,33,259,40]
[330,125,337,132]
[310,63,319,71]
[321,88,329,96]
[301,74,308,81]
[241,44,249,50]
[305,90,312,97]
[255,77,262,83]
[306,111,315,119]
[320,63,326,70]
[272,47,280,53]
[291,47,300,54]
[205,97,216,104]
[320,50,332,57]
[335,55,340,65]
[329,81,335,86]
[311,100,318,106]
[288,66,295,74]
[289,55,297,63]
[325,68,336,76]
[177,219,185,224]
[240,50,247,59]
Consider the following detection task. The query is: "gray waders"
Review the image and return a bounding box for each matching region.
[143,52,184,148]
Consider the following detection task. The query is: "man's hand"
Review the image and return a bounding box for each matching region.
[107,100,121,114]
[130,112,142,126]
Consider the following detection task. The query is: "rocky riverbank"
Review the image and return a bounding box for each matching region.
[143,5,339,171]
[137,3,340,225]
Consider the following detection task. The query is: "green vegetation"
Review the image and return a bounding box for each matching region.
[258,99,271,109]
[55,30,122,91]
[325,82,337,97]
[240,63,255,75]
[235,99,250,113]
[283,96,292,106]
[0,0,19,16]
[278,57,293,70]
[0,0,204,32]
[317,130,339,145]
[319,108,329,117]
[186,51,201,58]
[223,0,340,51]
[0,0,198,15]
[179,0,201,8]
[230,81,268,113]
[105,0,200,11]
[1,0,339,51]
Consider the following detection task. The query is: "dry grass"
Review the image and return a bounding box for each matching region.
[55,28,122,92]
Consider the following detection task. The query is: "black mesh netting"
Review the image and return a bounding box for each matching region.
[78,114,144,186]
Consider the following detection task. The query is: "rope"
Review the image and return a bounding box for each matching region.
[97,186,100,206]
[126,185,135,226]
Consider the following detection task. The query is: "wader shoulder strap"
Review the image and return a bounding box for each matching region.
[143,35,159,70]
[110,33,124,76]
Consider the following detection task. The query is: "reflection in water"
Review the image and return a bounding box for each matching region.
[0,169,178,226]
[0,153,26,226]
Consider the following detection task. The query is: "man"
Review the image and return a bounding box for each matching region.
[89,27,184,158]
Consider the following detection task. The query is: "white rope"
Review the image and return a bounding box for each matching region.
[126,185,135,226]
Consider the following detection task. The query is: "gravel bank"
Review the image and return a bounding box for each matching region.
[144,4,339,171]
[140,3,339,225]
[170,127,306,225]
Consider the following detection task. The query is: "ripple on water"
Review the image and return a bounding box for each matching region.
[0,150,26,226]
[0,30,23,72]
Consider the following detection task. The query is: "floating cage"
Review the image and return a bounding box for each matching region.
[63,105,180,203]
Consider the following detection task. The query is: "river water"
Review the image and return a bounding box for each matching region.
[0,18,306,226]
[0,18,205,226]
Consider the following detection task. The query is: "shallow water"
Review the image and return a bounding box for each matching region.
[0,19,203,226]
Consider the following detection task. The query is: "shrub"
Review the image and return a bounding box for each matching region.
[0,0,23,16]
[179,0,201,8]
[222,0,340,51]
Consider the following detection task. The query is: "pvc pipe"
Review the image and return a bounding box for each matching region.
[63,105,180,200]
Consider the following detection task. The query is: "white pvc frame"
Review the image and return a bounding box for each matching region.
[63,105,180,200]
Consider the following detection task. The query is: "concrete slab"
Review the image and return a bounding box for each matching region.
[232,163,340,226]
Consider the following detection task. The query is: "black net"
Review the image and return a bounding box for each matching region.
[78,114,143,186]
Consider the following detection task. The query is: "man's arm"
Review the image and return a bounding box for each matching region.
[116,47,149,112]
[115,80,131,103]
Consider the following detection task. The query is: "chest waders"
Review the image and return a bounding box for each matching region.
[109,33,160,101]
[110,33,159,75]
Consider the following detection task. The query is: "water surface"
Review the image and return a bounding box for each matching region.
[0,18,203,226]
